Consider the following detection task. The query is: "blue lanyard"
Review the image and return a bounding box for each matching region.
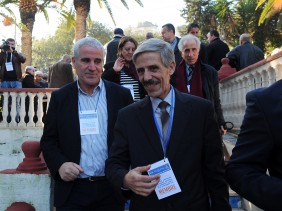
[78,84,102,112]
[152,87,175,158]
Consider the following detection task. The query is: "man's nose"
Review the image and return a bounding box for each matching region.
[88,61,97,70]
[143,70,152,80]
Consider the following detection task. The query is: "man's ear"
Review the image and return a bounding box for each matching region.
[169,61,176,76]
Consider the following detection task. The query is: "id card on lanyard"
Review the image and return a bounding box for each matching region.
[148,158,181,199]
[78,83,102,136]
[148,88,182,199]
[5,53,13,71]
[79,110,99,135]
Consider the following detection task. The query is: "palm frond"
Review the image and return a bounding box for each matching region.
[256,0,267,9]
[134,0,144,7]
[119,0,129,10]
[60,9,75,31]
[97,0,103,8]
[101,0,116,25]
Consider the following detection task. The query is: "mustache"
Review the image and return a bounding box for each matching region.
[143,79,160,87]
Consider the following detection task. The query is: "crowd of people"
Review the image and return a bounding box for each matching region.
[1,23,276,211]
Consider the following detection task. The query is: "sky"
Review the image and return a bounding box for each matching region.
[0,0,186,42]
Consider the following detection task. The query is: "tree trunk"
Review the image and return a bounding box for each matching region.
[19,0,37,71]
[74,0,90,41]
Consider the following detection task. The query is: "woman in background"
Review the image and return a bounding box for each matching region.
[102,36,146,101]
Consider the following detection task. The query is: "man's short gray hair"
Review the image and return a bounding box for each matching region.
[73,37,105,60]
[133,38,175,68]
[239,33,251,43]
[178,34,201,52]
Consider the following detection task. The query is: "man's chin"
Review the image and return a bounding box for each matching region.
[145,88,161,98]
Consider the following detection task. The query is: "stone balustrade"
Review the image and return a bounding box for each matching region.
[219,51,282,130]
[0,88,57,128]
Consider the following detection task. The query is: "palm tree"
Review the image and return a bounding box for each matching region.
[73,0,144,41]
[256,0,282,25]
[1,0,67,67]
[19,0,67,66]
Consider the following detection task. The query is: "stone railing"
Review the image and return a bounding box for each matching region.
[0,88,57,128]
[219,51,282,130]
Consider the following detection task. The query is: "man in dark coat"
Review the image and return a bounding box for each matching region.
[226,80,282,210]
[105,28,124,64]
[173,34,226,134]
[105,38,231,211]
[227,33,264,71]
[206,30,230,71]
[41,37,133,210]
[0,38,26,88]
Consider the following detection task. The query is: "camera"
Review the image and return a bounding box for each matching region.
[0,39,11,52]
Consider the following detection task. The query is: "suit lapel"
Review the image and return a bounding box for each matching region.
[104,80,114,128]
[166,90,192,160]
[69,82,80,140]
[137,96,164,157]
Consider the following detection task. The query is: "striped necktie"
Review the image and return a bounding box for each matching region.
[187,65,194,83]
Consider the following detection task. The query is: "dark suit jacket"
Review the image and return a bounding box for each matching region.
[106,89,230,211]
[22,72,41,88]
[206,38,229,71]
[106,36,122,64]
[40,80,133,207]
[174,37,182,70]
[48,61,74,88]
[226,80,282,211]
[227,41,264,71]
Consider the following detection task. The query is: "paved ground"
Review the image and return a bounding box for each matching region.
[223,132,238,155]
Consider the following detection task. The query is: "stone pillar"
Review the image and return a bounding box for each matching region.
[16,140,47,172]
[218,58,237,81]
[5,202,35,211]
[0,140,52,211]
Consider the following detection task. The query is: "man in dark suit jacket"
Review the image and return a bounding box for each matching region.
[105,38,231,211]
[105,28,124,64]
[161,23,182,70]
[48,54,74,88]
[206,30,230,71]
[226,80,282,210]
[227,33,264,71]
[41,37,133,210]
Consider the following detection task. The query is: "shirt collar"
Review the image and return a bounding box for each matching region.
[170,37,177,49]
[150,87,173,112]
[77,79,103,96]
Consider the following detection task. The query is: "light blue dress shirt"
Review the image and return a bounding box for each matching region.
[77,79,108,177]
[150,87,175,142]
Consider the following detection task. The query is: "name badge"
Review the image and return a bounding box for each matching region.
[5,62,14,71]
[122,84,134,100]
[147,158,181,200]
[79,110,99,135]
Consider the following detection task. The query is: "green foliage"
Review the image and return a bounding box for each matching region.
[87,22,112,45]
[32,19,74,71]
[182,0,281,55]
[256,0,282,25]
[32,19,114,70]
